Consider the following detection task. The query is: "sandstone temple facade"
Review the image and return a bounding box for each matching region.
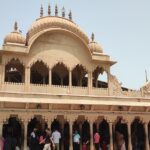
[0,4,150,150]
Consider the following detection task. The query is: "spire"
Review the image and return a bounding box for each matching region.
[55,5,58,16]
[62,7,65,18]
[40,5,43,17]
[14,21,18,31]
[145,70,148,82]
[91,32,95,42]
[68,10,72,21]
[48,3,51,16]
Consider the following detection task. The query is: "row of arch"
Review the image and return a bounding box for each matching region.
[2,115,150,150]
[4,58,108,88]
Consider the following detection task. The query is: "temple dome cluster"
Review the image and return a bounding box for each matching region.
[3,4,104,53]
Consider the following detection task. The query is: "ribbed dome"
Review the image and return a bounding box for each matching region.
[88,41,103,53]
[28,16,89,44]
[4,31,26,45]
[4,22,26,45]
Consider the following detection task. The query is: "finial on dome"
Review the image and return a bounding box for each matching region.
[55,5,58,16]
[68,10,72,21]
[40,5,44,17]
[14,21,18,31]
[48,3,51,16]
[62,7,65,18]
[91,32,95,42]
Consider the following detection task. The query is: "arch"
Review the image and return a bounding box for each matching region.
[27,115,48,149]
[5,58,25,83]
[63,121,70,150]
[2,115,24,149]
[30,60,49,84]
[52,62,69,86]
[114,117,128,150]
[82,120,90,149]
[99,119,110,149]
[72,64,88,87]
[27,28,91,58]
[131,118,146,150]
[93,66,108,88]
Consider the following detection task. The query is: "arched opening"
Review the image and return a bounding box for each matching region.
[72,64,88,87]
[82,121,90,150]
[51,119,61,150]
[63,122,70,150]
[131,118,146,150]
[30,61,49,84]
[52,63,69,86]
[99,119,110,149]
[27,116,48,149]
[114,117,128,150]
[5,58,25,83]
[2,116,24,149]
[93,67,108,88]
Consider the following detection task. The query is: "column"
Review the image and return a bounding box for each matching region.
[49,69,52,86]
[69,70,72,92]
[0,120,3,138]
[127,121,132,150]
[109,121,113,150]
[25,67,30,84]
[24,120,28,150]
[69,120,73,150]
[88,72,92,94]
[90,120,94,150]
[144,122,150,150]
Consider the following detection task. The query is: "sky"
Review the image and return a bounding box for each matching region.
[0,0,150,89]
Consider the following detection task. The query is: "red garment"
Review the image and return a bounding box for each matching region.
[82,143,87,150]
[94,133,100,144]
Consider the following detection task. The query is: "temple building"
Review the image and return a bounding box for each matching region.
[0,4,150,150]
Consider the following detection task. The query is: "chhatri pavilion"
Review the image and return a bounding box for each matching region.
[0,4,149,150]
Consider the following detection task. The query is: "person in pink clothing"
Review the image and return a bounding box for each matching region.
[0,136,4,150]
[82,140,89,150]
[94,132,100,150]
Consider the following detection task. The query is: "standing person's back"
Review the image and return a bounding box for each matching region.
[52,130,61,150]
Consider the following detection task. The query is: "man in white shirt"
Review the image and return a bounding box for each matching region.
[73,130,80,150]
[52,129,61,150]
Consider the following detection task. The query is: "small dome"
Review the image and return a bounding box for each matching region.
[4,32,26,45]
[88,41,103,53]
[4,22,26,45]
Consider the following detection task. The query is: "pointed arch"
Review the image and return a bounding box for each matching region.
[30,60,49,84]
[72,64,88,87]
[93,66,108,88]
[52,62,69,86]
[5,58,25,83]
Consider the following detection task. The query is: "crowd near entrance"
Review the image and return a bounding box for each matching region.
[0,115,150,150]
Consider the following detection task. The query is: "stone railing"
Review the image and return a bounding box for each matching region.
[0,82,142,97]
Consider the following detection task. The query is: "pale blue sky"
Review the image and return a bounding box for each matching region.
[0,0,150,89]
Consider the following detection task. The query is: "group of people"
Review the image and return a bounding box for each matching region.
[29,128,61,150]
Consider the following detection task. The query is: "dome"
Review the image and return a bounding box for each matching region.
[4,31,26,45]
[28,16,89,44]
[88,41,103,53]
[4,22,26,45]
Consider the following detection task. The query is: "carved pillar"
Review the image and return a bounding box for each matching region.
[127,121,132,150]
[144,122,150,150]
[109,121,113,150]
[25,67,30,84]
[88,72,92,94]
[69,120,73,150]
[24,119,28,150]
[0,119,3,138]
[69,70,72,92]
[49,69,52,86]
[90,120,94,150]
